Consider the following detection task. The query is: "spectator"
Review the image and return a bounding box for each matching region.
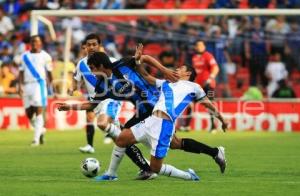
[272,79,297,98]
[249,0,270,8]
[0,6,14,37]
[241,86,264,100]
[0,62,17,95]
[2,0,21,16]
[265,53,288,97]
[93,0,125,9]
[206,26,231,97]
[245,16,270,87]
[266,16,290,58]
[126,0,147,9]
[285,19,300,72]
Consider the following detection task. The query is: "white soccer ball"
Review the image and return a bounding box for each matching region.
[80,158,100,178]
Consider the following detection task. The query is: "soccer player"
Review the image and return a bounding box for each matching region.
[114,65,228,180]
[72,33,120,153]
[19,35,53,146]
[192,40,219,132]
[58,48,227,180]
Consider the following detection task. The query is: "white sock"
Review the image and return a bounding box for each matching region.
[106,145,126,176]
[33,114,44,143]
[104,123,121,139]
[159,164,192,180]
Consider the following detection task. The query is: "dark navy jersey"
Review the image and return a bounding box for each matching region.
[94,57,160,127]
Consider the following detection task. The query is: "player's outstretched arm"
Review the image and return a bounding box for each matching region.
[56,102,96,111]
[199,96,228,132]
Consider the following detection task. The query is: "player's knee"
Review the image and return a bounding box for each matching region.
[115,136,126,148]
[97,119,109,130]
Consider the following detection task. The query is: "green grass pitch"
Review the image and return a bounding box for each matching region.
[0,130,300,196]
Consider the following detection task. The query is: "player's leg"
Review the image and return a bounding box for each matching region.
[151,156,199,181]
[31,106,45,146]
[95,100,152,180]
[79,110,95,153]
[170,135,226,173]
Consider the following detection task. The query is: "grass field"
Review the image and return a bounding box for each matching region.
[0,130,300,196]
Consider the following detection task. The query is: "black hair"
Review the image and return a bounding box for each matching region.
[81,40,86,46]
[85,33,101,44]
[87,52,112,69]
[30,35,42,42]
[194,39,205,45]
[185,65,196,82]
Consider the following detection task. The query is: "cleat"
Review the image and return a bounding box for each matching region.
[214,146,226,174]
[95,174,118,181]
[79,144,95,154]
[40,128,46,145]
[135,170,158,180]
[30,141,39,147]
[187,168,200,181]
[39,134,44,145]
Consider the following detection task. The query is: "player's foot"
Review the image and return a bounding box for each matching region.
[135,170,158,180]
[79,144,95,154]
[214,146,226,174]
[39,134,44,145]
[187,168,200,181]
[30,141,39,147]
[103,137,113,144]
[94,174,118,181]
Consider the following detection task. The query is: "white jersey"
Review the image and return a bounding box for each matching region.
[153,80,206,122]
[74,56,117,99]
[20,50,52,83]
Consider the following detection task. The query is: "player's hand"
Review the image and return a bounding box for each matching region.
[221,121,229,132]
[205,78,216,89]
[134,43,143,63]
[163,68,179,83]
[56,103,70,111]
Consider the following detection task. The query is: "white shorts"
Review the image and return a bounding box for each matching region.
[23,81,47,109]
[131,115,175,159]
[93,99,122,122]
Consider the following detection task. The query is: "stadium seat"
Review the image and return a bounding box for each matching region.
[146,0,165,9]
[239,0,249,8]
[143,43,163,56]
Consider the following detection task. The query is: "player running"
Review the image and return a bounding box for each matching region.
[19,35,54,146]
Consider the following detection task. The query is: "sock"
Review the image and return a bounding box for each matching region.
[106,145,126,176]
[159,164,192,180]
[125,145,151,172]
[33,114,44,143]
[86,124,95,147]
[181,138,218,158]
[210,113,215,130]
[104,123,121,139]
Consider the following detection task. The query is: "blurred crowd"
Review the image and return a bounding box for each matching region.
[1,0,300,98]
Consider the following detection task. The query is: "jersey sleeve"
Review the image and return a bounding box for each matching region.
[155,79,165,88]
[193,83,206,101]
[44,52,53,71]
[19,53,25,71]
[73,61,82,82]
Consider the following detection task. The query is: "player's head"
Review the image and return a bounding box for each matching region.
[194,40,206,54]
[87,51,112,75]
[176,65,196,82]
[30,35,43,52]
[85,33,101,56]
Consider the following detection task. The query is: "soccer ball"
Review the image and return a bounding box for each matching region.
[80,158,100,178]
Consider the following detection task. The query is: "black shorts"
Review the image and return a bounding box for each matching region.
[203,84,215,100]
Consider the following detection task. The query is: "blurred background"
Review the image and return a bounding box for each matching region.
[0,0,300,131]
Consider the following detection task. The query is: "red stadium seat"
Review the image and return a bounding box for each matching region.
[143,43,163,56]
[146,0,165,9]
[239,0,249,8]
[165,0,176,9]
